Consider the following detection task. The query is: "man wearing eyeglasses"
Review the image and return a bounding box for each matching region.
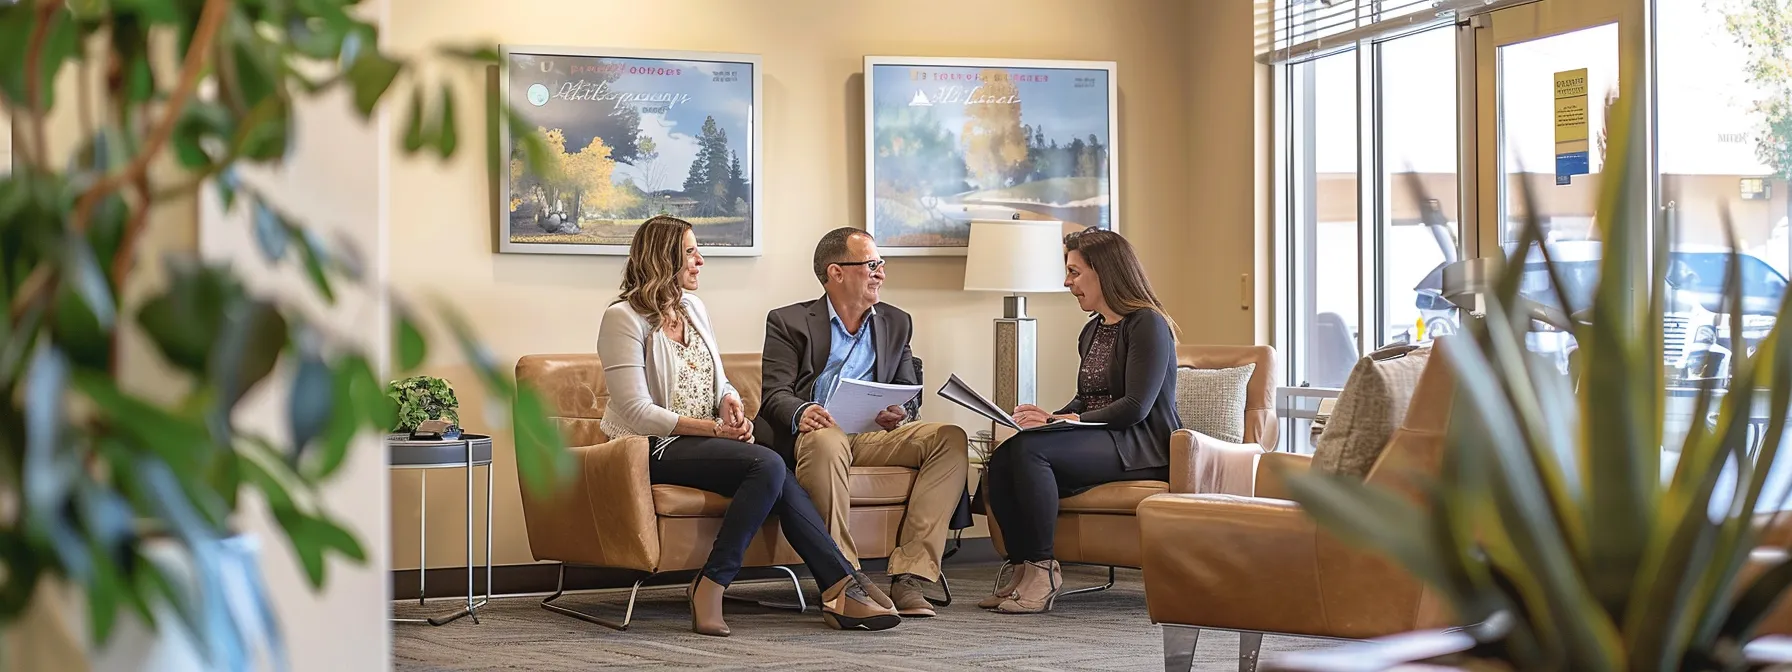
[757,227,969,618]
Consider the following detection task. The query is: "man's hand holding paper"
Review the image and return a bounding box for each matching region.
[824,378,922,435]
[875,405,906,431]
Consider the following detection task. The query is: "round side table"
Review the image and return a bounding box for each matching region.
[390,433,494,626]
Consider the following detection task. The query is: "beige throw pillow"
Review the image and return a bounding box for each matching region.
[1174,363,1256,444]
[1312,345,1433,478]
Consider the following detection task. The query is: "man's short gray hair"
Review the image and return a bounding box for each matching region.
[812,227,869,284]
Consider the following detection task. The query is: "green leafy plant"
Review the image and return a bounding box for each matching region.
[388,375,460,433]
[0,0,567,668]
[1281,84,1792,671]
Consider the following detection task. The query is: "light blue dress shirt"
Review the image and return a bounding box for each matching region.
[814,301,876,405]
[791,302,877,432]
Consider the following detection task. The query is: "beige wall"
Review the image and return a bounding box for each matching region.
[386,0,1265,570]
[199,1,396,666]
[198,83,394,672]
[1188,0,1270,346]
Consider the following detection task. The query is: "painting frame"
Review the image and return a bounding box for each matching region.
[497,45,763,256]
[862,55,1119,257]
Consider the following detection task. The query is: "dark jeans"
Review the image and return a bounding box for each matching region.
[648,437,854,589]
[984,429,1171,562]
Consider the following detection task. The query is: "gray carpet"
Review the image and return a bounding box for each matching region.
[393,563,1336,671]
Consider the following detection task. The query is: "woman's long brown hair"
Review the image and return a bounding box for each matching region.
[616,216,693,329]
[1064,228,1180,340]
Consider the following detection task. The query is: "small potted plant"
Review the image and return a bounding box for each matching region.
[388,375,462,439]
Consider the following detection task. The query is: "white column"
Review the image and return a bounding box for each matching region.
[198,0,392,667]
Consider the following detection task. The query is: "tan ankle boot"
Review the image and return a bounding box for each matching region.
[820,574,902,631]
[688,574,730,636]
[995,560,1061,614]
[978,561,1025,609]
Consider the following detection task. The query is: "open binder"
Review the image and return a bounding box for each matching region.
[935,374,1104,432]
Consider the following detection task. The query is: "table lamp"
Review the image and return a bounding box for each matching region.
[963,219,1070,412]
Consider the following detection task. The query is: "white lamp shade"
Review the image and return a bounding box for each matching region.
[962,219,1070,293]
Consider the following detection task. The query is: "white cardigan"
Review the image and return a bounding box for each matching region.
[596,293,740,438]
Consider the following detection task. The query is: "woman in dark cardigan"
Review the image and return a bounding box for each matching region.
[979,228,1181,614]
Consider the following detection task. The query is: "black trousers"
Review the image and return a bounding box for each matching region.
[648,437,855,589]
[984,429,1171,562]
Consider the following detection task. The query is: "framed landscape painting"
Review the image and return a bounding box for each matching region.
[863,56,1117,256]
[498,46,761,255]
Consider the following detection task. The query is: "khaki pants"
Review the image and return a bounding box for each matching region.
[794,422,969,582]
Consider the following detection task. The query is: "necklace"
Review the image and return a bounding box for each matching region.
[667,307,698,369]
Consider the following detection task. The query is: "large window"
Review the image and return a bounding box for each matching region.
[1381,28,1461,344]
[1290,50,1361,395]
[1281,26,1458,451]
[1273,0,1792,454]
[1657,0,1790,445]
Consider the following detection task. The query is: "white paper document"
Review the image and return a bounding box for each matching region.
[825,378,924,434]
[935,374,1104,432]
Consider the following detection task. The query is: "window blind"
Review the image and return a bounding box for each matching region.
[1263,0,1546,64]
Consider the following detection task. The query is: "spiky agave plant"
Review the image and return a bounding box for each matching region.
[1280,89,1792,670]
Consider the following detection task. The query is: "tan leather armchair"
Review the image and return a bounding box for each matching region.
[982,344,1278,595]
[1137,338,1458,672]
[513,352,921,629]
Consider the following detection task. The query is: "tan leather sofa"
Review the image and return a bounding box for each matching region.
[981,344,1278,594]
[1137,338,1457,672]
[513,352,923,629]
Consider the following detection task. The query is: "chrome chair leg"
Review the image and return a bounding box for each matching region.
[722,565,808,612]
[539,564,647,631]
[1059,565,1117,598]
[771,565,808,612]
[925,570,953,607]
[1162,625,1201,672]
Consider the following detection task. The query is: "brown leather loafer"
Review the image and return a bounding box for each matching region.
[820,574,901,631]
[890,574,937,618]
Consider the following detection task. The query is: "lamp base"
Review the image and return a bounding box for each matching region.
[994,313,1037,413]
[1002,295,1029,320]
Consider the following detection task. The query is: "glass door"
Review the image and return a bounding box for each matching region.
[1471,0,1633,371]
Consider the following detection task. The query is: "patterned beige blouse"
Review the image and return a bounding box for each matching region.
[668,314,719,420]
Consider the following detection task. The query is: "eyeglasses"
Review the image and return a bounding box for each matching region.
[833,259,886,272]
